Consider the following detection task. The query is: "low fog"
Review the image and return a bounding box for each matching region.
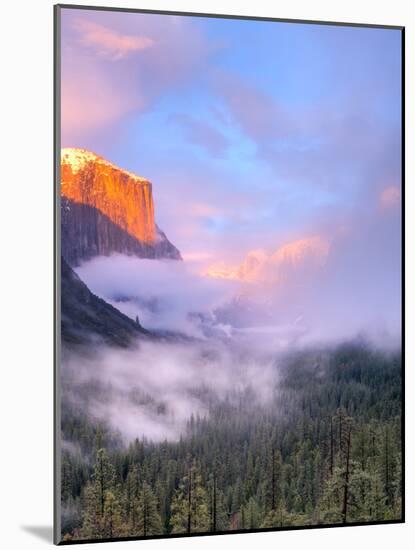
[65,202,401,444]
[76,256,238,337]
[62,339,278,443]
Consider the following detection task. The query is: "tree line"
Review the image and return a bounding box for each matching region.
[60,343,402,541]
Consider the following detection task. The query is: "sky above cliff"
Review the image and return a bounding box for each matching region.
[60,7,402,339]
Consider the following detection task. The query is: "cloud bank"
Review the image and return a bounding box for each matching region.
[76,256,238,337]
[63,339,277,442]
[75,189,401,350]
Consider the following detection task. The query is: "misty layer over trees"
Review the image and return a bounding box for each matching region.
[60,341,402,541]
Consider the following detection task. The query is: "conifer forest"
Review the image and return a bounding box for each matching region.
[60,343,402,541]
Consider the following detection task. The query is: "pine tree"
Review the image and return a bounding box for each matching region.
[123,466,140,528]
[170,460,210,534]
[347,468,384,522]
[267,447,283,512]
[261,503,292,528]
[208,471,229,531]
[61,453,73,502]
[241,497,260,529]
[390,450,402,519]
[133,481,162,536]
[81,483,102,539]
[341,421,352,523]
[102,490,124,539]
[80,448,116,539]
[93,449,115,517]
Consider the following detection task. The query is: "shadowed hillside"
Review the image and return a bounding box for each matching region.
[61,256,148,347]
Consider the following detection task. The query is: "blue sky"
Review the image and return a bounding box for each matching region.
[61,8,402,266]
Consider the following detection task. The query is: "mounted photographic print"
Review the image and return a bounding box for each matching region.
[54,4,404,544]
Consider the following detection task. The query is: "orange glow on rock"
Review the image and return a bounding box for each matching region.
[61,148,156,244]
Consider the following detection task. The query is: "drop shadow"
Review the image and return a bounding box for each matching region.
[21,525,53,543]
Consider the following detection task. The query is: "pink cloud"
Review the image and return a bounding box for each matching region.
[379,185,401,209]
[189,202,223,217]
[61,56,144,144]
[73,19,154,60]
[206,235,331,283]
[60,10,215,143]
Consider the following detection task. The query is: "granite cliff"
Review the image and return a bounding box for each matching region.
[61,148,181,265]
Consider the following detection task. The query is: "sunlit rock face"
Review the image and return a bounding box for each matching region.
[61,148,181,265]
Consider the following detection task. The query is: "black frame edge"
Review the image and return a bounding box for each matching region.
[54,3,62,546]
[54,3,404,30]
[400,25,405,524]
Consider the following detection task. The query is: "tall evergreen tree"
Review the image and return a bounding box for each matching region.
[133,481,162,537]
[93,449,115,517]
[170,460,210,534]
[102,491,124,539]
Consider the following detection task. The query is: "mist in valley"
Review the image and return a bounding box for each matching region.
[62,337,280,443]
[63,200,401,446]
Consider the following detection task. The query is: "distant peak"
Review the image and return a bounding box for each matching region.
[271,236,330,265]
[206,236,330,283]
[61,147,148,182]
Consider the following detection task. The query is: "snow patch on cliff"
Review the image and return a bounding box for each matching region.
[61,147,148,183]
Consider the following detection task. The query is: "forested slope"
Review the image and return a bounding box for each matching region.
[60,342,402,541]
